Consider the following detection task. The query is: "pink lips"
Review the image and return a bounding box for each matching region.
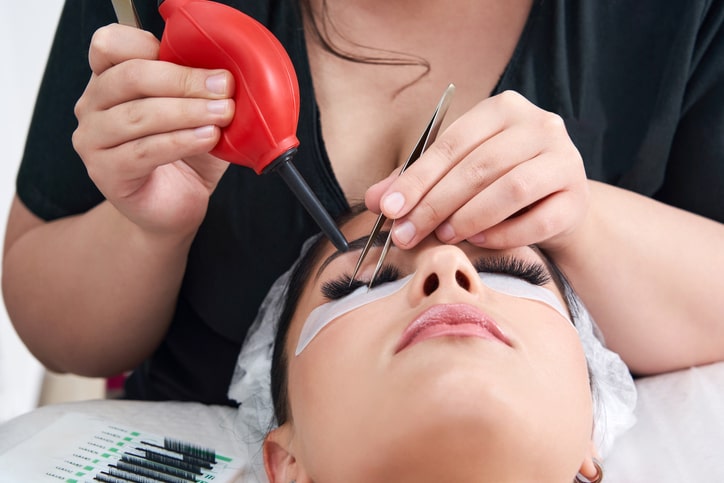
[395,304,511,354]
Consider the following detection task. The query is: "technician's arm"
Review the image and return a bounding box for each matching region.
[1,23,234,376]
[557,6,724,374]
[550,182,724,376]
[2,196,192,376]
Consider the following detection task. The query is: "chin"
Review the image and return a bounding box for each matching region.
[322,429,577,483]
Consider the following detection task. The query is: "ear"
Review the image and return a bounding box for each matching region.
[263,424,312,483]
[576,440,602,482]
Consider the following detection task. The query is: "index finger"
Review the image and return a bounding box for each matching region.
[379,90,535,221]
[85,60,234,111]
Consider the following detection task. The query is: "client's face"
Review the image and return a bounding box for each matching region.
[267,211,596,483]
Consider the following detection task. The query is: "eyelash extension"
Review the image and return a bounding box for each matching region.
[473,255,551,286]
[321,255,548,301]
[322,265,401,300]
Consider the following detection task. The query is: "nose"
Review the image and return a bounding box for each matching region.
[407,245,482,305]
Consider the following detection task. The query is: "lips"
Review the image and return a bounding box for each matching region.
[395,304,511,354]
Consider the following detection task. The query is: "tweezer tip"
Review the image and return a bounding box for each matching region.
[348,265,362,288]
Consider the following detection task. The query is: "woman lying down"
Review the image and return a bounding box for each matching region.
[229,208,638,483]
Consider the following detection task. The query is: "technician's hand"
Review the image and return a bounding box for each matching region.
[365,90,589,252]
[72,24,235,238]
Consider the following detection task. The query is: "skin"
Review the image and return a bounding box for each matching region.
[4,0,723,377]
[3,26,235,374]
[264,212,600,483]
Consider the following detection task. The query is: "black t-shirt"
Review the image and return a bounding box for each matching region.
[16,0,724,405]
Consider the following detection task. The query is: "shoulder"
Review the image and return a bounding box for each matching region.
[538,0,718,43]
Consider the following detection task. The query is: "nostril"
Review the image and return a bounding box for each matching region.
[455,270,470,291]
[423,273,439,295]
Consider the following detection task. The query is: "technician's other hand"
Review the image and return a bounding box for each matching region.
[366,90,589,252]
[72,24,235,238]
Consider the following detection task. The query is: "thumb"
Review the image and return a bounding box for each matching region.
[182,152,230,192]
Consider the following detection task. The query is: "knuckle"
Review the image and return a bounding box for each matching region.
[542,111,565,130]
[123,101,146,127]
[415,197,443,228]
[467,157,494,190]
[129,138,152,165]
[428,135,459,165]
[90,26,115,57]
[73,96,86,119]
[399,169,429,199]
[71,128,85,155]
[506,175,533,203]
[177,69,200,97]
[496,90,525,109]
[491,90,531,122]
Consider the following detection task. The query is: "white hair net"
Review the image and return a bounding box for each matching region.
[228,236,637,480]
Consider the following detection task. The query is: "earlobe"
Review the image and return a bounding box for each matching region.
[264,425,312,483]
[575,441,603,483]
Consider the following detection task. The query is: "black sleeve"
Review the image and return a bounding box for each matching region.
[16,0,165,221]
[654,0,724,223]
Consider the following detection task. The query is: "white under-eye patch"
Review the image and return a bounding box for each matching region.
[295,272,570,355]
[479,273,570,322]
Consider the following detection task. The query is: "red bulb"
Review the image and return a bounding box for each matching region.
[158,0,300,174]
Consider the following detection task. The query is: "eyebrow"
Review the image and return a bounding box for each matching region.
[315,230,391,280]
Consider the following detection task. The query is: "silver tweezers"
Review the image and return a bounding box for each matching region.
[111,0,142,28]
[350,83,455,288]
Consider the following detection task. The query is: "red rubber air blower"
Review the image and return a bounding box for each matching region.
[158,0,348,251]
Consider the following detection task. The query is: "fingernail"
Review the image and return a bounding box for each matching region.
[194,125,215,138]
[393,220,416,245]
[437,222,455,242]
[207,99,229,114]
[468,232,486,245]
[206,74,227,95]
[382,192,405,217]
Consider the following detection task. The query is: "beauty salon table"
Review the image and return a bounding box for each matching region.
[2,361,724,482]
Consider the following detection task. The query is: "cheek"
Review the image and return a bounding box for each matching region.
[286,310,392,465]
[510,307,593,452]
[491,300,591,406]
[515,306,590,394]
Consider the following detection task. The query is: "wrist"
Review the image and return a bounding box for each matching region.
[99,201,199,259]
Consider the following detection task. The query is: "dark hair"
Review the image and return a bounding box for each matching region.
[270,207,366,425]
[297,0,430,93]
[269,233,326,425]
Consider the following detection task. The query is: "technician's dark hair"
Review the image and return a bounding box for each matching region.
[270,207,584,427]
[297,0,430,92]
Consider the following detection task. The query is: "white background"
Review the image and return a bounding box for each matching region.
[0,1,65,422]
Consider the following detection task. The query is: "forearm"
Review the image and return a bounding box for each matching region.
[2,198,194,376]
[549,181,724,375]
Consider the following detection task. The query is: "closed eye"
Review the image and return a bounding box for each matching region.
[321,265,401,300]
[473,255,550,286]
